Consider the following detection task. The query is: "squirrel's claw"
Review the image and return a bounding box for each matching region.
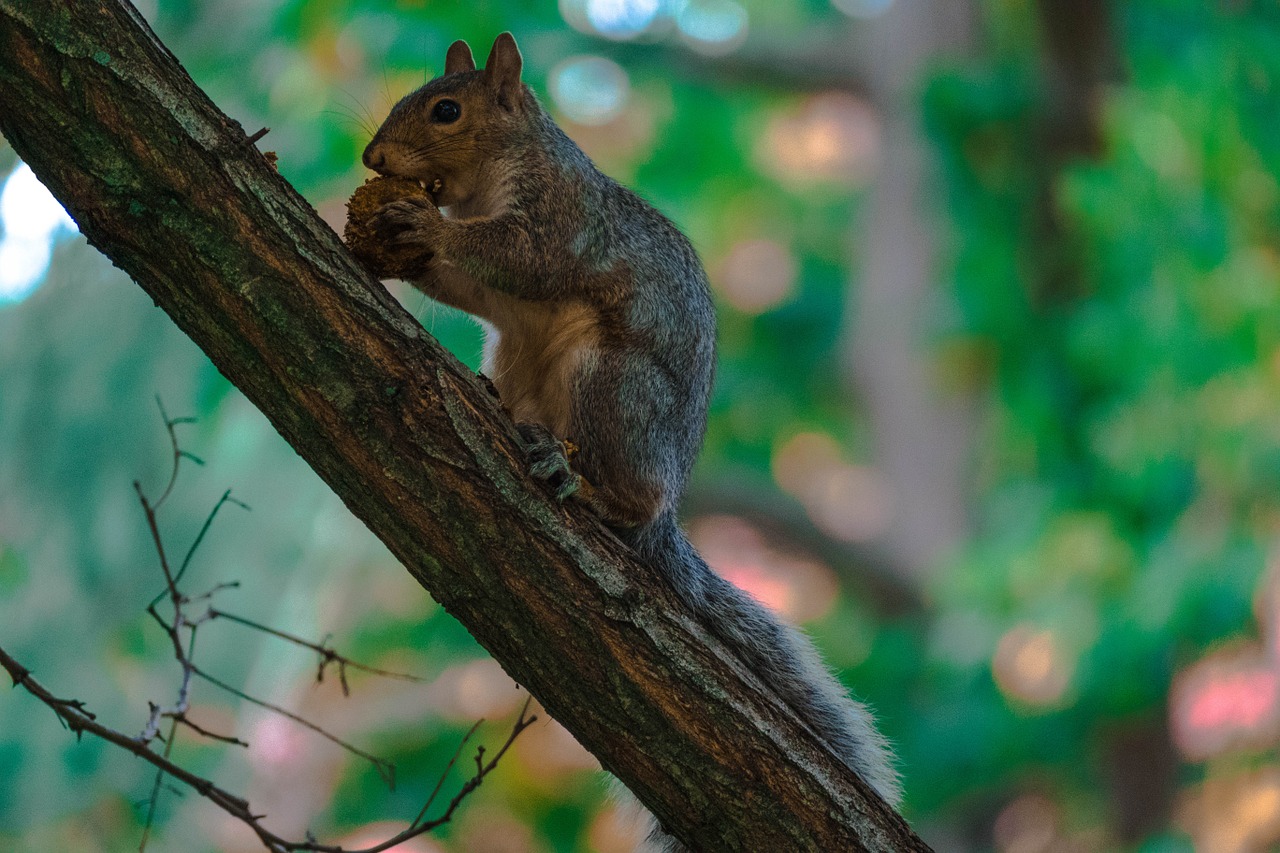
[517,422,582,504]
[369,197,440,244]
[553,472,584,502]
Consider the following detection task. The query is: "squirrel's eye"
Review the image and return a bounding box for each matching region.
[432,99,461,123]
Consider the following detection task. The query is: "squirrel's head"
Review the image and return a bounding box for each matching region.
[362,33,529,208]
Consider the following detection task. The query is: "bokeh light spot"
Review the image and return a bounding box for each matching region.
[1171,647,1280,760]
[335,823,444,853]
[431,658,524,721]
[585,0,662,39]
[549,55,631,126]
[0,163,76,240]
[993,624,1072,708]
[0,239,52,303]
[772,431,892,543]
[993,793,1058,853]
[831,0,895,18]
[677,0,748,56]
[757,92,880,189]
[1132,110,1192,179]
[715,237,796,313]
[250,714,308,767]
[690,514,839,622]
[0,162,78,303]
[1179,769,1280,853]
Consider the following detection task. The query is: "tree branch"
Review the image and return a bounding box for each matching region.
[0,2,929,849]
[0,643,536,853]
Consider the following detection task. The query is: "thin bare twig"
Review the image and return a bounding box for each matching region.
[204,609,426,694]
[151,396,199,511]
[414,718,483,826]
[189,663,397,788]
[140,627,200,850]
[1,643,536,853]
[139,715,182,851]
[131,418,402,816]
[174,489,250,588]
[2,405,533,851]
[172,713,249,746]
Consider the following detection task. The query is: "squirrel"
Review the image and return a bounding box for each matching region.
[360,32,900,850]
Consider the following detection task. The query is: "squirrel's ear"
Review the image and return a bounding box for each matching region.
[483,32,523,110]
[445,40,476,75]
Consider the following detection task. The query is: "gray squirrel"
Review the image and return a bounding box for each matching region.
[358,32,900,850]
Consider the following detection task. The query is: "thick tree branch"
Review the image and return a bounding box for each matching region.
[0,2,929,850]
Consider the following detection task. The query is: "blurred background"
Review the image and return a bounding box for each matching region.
[2,0,1279,850]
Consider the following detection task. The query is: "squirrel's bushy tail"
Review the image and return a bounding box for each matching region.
[623,514,900,851]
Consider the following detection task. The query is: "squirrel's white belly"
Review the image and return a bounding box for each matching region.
[482,299,600,439]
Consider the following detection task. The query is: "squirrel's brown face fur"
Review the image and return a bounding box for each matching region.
[363,34,527,208]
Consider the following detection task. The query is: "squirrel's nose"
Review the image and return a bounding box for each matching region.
[363,144,386,172]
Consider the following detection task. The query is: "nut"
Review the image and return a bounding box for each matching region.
[343,176,433,280]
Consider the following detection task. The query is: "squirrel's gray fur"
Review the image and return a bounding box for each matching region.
[362,33,900,851]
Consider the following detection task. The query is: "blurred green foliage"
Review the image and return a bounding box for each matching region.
[915,0,1280,845]
[3,0,1280,851]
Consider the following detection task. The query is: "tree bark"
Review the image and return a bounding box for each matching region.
[0,2,931,851]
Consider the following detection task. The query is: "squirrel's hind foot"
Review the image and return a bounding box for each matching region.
[517,422,586,502]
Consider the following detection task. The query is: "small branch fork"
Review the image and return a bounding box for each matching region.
[203,609,425,697]
[1,402,536,852]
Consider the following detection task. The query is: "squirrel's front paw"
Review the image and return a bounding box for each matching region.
[370,197,443,248]
[517,422,583,502]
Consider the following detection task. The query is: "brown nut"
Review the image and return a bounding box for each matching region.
[343,176,433,280]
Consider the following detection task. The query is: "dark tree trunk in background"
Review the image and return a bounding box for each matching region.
[842,0,1116,576]
[1031,0,1117,302]
[1037,0,1115,158]
[845,1,978,580]
[1030,2,1177,839]
[0,2,931,850]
